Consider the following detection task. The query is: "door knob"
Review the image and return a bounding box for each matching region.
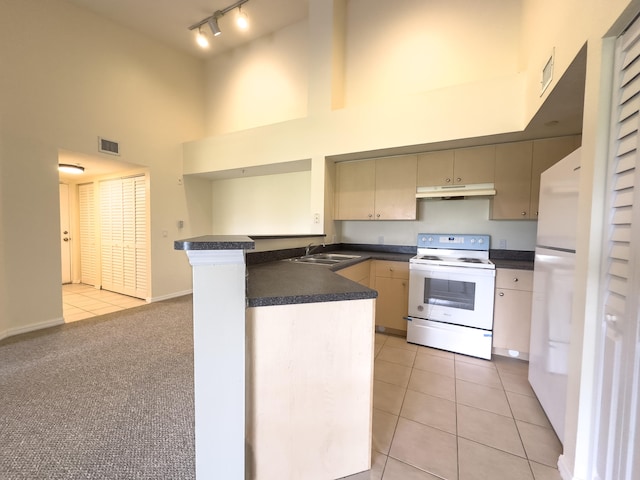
[63,238,69,242]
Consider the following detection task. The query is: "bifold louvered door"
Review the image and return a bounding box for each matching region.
[593,18,640,480]
[99,176,147,299]
[78,183,97,286]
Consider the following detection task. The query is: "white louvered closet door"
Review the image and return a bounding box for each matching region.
[78,183,97,286]
[593,17,640,480]
[99,176,147,299]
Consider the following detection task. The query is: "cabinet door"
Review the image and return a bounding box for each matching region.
[417,150,454,186]
[491,142,533,219]
[493,269,533,356]
[334,160,376,220]
[493,288,532,354]
[453,145,495,184]
[530,135,581,217]
[374,155,417,220]
[374,276,409,333]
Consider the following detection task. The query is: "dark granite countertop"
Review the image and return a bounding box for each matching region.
[246,245,414,308]
[175,235,255,251]
[489,249,535,270]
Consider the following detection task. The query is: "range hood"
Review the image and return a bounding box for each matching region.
[416,183,496,199]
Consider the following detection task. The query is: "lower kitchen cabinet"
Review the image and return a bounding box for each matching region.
[336,260,371,287]
[371,260,409,334]
[492,268,534,359]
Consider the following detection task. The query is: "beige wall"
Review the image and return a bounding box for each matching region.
[204,20,309,136]
[0,0,208,337]
[344,0,522,107]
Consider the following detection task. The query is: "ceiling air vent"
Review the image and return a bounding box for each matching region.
[98,137,120,156]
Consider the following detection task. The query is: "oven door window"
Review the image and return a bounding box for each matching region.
[424,278,476,311]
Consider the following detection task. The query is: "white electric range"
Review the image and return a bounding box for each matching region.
[407,233,496,359]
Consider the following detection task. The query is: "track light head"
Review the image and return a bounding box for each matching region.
[195,27,209,48]
[208,15,222,37]
[236,7,248,29]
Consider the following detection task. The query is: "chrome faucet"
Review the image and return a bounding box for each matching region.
[305,242,325,256]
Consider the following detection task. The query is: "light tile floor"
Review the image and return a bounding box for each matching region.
[62,283,147,323]
[368,333,563,480]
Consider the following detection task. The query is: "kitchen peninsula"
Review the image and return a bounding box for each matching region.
[176,236,378,480]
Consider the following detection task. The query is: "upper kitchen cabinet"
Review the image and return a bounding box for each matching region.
[417,146,495,186]
[491,141,533,219]
[530,135,581,218]
[334,155,417,220]
[490,135,581,220]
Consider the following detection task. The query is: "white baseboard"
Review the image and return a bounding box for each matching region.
[148,289,192,303]
[1,317,65,341]
[558,454,574,480]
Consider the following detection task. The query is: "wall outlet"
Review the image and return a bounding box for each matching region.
[499,239,507,249]
[313,213,320,224]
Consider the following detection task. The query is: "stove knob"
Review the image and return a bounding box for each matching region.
[470,238,476,244]
[477,238,484,244]
[427,237,433,243]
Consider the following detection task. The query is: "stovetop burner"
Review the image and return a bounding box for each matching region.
[458,257,483,263]
[421,255,442,261]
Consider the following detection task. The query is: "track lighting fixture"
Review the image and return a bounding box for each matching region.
[188,0,250,48]
[58,164,85,174]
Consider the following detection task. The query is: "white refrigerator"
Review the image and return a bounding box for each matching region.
[528,147,581,445]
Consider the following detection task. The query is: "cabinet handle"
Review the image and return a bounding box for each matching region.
[376,213,380,218]
[445,178,451,183]
[513,278,519,282]
[521,211,527,216]
[456,177,462,183]
[368,213,373,218]
[499,292,505,296]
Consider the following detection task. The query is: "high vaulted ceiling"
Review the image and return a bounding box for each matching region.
[65,0,309,58]
[58,0,585,177]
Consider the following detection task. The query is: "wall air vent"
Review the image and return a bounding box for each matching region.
[541,49,554,96]
[98,137,120,156]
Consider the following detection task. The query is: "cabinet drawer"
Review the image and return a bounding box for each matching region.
[336,260,371,286]
[374,260,409,279]
[495,269,533,291]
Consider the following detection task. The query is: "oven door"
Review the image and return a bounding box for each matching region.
[408,263,495,330]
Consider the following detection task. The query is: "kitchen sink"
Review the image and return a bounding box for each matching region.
[285,253,361,265]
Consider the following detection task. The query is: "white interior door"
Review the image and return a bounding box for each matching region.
[59,183,71,284]
[99,176,147,299]
[592,18,640,480]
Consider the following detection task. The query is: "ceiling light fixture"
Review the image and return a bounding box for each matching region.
[188,0,250,46]
[58,164,85,174]
[208,15,222,37]
[236,6,249,30]
[195,27,210,47]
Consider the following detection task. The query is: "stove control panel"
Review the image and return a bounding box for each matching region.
[417,234,490,251]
